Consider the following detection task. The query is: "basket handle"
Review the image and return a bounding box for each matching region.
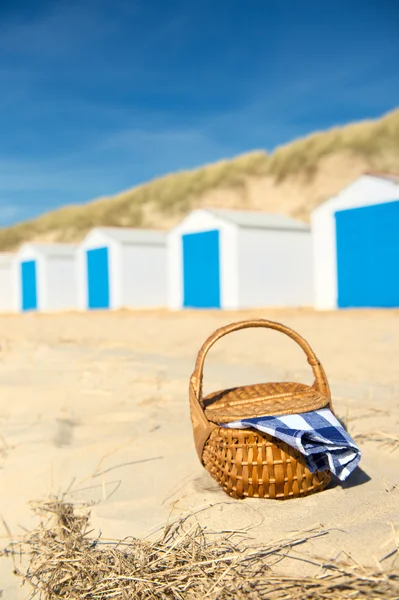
[189,319,332,460]
[191,319,331,403]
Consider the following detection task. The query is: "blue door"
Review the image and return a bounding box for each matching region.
[335,199,399,308]
[182,230,221,308]
[86,247,110,309]
[21,260,38,311]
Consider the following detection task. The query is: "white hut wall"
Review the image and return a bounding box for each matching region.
[0,260,14,312]
[44,253,78,311]
[237,227,313,308]
[121,242,167,308]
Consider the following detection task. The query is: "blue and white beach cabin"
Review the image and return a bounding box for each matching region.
[0,253,15,312]
[311,172,399,309]
[13,243,78,312]
[167,208,313,310]
[77,227,167,310]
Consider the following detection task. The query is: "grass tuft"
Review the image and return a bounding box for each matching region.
[3,499,399,599]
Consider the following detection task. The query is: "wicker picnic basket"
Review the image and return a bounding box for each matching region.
[189,319,334,500]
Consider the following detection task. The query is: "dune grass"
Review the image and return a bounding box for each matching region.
[0,108,398,251]
[266,108,399,181]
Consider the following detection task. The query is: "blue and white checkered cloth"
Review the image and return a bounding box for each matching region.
[223,408,361,481]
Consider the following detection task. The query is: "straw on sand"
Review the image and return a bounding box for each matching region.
[354,430,399,453]
[2,499,399,599]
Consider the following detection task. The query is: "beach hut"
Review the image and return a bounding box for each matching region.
[77,227,167,310]
[14,243,78,312]
[167,208,313,309]
[311,172,399,309]
[0,253,15,312]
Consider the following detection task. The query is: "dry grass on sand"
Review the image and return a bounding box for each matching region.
[2,500,399,599]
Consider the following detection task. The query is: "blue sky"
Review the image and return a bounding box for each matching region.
[1,0,398,226]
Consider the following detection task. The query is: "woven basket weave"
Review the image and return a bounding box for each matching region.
[189,319,333,500]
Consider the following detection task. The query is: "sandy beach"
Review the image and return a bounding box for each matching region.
[0,309,398,597]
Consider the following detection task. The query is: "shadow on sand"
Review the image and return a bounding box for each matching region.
[328,466,371,491]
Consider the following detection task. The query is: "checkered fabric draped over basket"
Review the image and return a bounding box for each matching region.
[223,408,361,481]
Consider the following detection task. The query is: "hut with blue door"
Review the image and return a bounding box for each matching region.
[0,253,16,312]
[167,208,313,309]
[311,172,399,309]
[77,227,167,310]
[14,243,78,312]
